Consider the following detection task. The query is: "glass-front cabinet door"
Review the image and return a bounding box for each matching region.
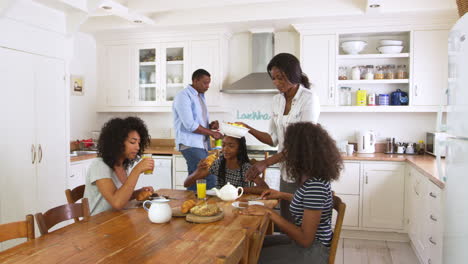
[137,46,159,105]
[162,43,187,104]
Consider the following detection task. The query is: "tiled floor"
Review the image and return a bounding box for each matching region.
[335,238,420,264]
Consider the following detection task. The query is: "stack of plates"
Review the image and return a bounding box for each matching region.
[377,40,404,54]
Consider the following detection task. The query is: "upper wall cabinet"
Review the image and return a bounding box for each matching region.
[412,30,449,106]
[97,33,227,112]
[301,34,336,106]
[296,25,451,112]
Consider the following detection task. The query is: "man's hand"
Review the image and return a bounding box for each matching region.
[209,120,219,130]
[211,131,223,139]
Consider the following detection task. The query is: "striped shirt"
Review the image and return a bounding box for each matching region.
[289,178,333,247]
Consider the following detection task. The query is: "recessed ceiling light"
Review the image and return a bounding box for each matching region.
[134,20,143,23]
[369,4,380,8]
[101,5,112,10]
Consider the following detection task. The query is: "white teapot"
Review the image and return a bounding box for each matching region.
[143,199,172,223]
[213,182,243,201]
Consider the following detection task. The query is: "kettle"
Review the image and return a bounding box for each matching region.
[356,130,376,154]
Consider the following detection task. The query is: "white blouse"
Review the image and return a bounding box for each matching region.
[269,85,320,182]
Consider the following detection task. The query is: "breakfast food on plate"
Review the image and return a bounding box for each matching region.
[136,190,153,201]
[190,203,220,217]
[181,199,197,214]
[227,122,246,128]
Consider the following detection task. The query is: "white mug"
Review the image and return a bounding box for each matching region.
[397,146,406,154]
[346,144,354,156]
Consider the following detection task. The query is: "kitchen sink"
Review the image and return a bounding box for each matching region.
[70,150,98,157]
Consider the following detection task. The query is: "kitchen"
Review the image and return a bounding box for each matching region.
[1,0,467,263]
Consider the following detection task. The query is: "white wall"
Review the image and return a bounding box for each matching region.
[69,32,98,140]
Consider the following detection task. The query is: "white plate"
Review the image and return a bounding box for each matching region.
[231,201,264,208]
[206,189,217,196]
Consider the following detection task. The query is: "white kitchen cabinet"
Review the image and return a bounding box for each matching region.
[332,162,360,228]
[412,30,449,106]
[69,159,95,190]
[407,166,444,264]
[362,162,405,230]
[173,155,188,190]
[0,47,67,249]
[301,34,336,106]
[190,39,221,107]
[105,45,133,106]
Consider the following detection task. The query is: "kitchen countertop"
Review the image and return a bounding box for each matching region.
[70,149,444,189]
[342,153,445,189]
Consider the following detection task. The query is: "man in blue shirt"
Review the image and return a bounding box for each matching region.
[173,69,222,191]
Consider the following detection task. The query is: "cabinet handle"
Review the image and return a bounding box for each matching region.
[415,85,419,96]
[329,86,333,99]
[365,173,368,184]
[70,174,75,178]
[429,192,437,198]
[38,144,43,163]
[429,237,436,245]
[31,144,36,164]
[128,90,130,100]
[430,214,437,222]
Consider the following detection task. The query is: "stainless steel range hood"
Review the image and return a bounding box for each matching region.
[221,32,278,94]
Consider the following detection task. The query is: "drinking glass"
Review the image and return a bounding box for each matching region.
[141,154,154,175]
[196,179,207,199]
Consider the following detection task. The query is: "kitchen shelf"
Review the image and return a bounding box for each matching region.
[140,83,156,88]
[321,105,445,113]
[337,79,409,84]
[338,53,410,59]
[166,61,184,65]
[140,62,156,66]
[167,83,184,88]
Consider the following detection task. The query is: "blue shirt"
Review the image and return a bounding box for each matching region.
[173,85,210,150]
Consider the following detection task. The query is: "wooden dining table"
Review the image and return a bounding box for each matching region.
[0,189,278,264]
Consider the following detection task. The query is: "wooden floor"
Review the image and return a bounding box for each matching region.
[334,238,420,264]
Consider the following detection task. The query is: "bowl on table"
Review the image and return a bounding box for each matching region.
[377,45,404,54]
[341,40,367,54]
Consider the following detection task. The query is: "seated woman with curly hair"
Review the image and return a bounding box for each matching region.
[241,122,343,264]
[84,117,155,216]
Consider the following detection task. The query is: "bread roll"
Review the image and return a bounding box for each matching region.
[181,200,197,214]
[136,190,153,201]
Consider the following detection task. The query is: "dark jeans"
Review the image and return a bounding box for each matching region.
[180,147,216,191]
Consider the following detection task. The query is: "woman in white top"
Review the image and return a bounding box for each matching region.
[242,53,320,221]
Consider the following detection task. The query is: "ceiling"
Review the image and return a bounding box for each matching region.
[76,0,457,33]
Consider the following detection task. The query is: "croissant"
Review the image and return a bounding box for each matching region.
[205,153,218,167]
[181,200,197,214]
[136,190,153,201]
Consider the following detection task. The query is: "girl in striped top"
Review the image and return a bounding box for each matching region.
[241,122,343,264]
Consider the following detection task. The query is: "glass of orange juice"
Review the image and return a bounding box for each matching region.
[196,179,206,199]
[141,154,153,175]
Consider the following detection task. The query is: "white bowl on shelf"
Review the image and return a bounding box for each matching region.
[220,123,249,138]
[377,45,404,54]
[341,41,367,54]
[379,39,403,46]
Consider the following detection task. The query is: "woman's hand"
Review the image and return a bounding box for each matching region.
[239,205,271,216]
[197,159,209,171]
[246,160,268,181]
[134,157,154,174]
[260,189,283,200]
[134,186,154,201]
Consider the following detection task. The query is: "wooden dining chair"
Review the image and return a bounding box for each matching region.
[35,198,90,236]
[65,184,85,223]
[0,214,35,243]
[329,195,346,264]
[215,230,247,264]
[247,214,270,264]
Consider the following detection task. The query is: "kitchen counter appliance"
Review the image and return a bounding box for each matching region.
[356,130,376,154]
